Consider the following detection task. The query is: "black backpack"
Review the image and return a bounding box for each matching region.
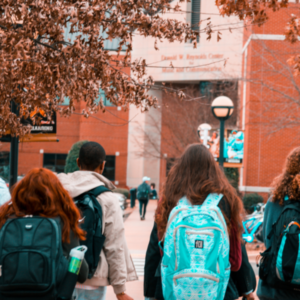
[74,186,110,279]
[137,183,149,201]
[259,200,300,291]
[0,217,69,300]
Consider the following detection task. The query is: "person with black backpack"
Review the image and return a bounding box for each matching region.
[0,168,89,300]
[137,177,152,220]
[257,147,300,300]
[58,142,137,300]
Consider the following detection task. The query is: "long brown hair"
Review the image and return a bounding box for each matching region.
[0,168,85,243]
[272,147,300,204]
[156,144,243,238]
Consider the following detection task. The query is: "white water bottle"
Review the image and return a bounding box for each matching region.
[68,246,87,275]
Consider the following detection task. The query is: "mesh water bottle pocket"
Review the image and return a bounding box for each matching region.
[173,269,219,300]
[259,247,273,281]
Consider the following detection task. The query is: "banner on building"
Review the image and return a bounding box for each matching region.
[199,128,244,166]
[21,108,57,134]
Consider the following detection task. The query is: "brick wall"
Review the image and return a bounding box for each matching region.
[242,5,300,197]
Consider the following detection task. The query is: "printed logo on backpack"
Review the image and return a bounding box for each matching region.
[160,194,230,300]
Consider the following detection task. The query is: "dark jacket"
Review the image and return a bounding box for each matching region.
[231,243,256,297]
[257,199,300,300]
[144,222,164,300]
[137,182,151,201]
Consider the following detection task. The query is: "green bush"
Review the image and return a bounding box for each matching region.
[243,193,264,213]
[224,168,239,191]
[64,140,89,173]
[113,188,130,199]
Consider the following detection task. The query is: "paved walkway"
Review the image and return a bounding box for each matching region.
[106,200,158,300]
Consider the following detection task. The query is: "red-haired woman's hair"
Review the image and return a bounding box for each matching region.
[156,144,244,238]
[0,168,85,243]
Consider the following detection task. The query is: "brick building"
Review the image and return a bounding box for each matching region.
[240,3,300,198]
[0,55,130,188]
[128,0,244,192]
[2,4,299,197]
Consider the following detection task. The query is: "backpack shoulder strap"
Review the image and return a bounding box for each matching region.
[201,193,223,208]
[89,186,111,197]
[268,201,300,239]
[202,193,229,239]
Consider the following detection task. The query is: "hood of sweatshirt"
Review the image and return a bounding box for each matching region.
[57,171,116,198]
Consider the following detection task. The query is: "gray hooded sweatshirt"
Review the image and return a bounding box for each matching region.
[57,171,138,295]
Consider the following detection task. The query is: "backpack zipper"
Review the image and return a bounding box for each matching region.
[162,207,188,241]
[186,231,213,237]
[173,272,219,286]
[210,207,229,239]
[174,226,224,270]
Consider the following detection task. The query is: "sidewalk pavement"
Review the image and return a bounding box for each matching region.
[106,199,158,300]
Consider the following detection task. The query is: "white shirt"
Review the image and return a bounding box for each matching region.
[0,178,10,206]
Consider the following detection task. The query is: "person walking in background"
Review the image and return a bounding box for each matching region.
[0,177,10,206]
[0,168,89,299]
[150,183,158,200]
[149,144,252,300]
[58,142,137,300]
[257,147,300,300]
[137,176,151,220]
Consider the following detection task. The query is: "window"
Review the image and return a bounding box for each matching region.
[166,158,176,176]
[199,81,212,100]
[0,152,9,182]
[43,153,68,173]
[98,89,114,107]
[61,97,70,106]
[61,89,113,107]
[103,156,115,181]
[64,20,126,52]
[191,0,201,42]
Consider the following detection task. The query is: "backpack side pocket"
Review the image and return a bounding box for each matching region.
[259,247,273,281]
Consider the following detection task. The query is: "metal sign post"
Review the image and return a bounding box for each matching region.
[9,101,19,187]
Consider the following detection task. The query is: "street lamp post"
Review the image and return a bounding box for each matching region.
[211,96,234,168]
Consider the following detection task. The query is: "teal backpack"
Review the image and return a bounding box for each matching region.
[161,194,230,300]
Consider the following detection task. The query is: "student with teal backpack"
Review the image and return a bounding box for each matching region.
[154,144,253,300]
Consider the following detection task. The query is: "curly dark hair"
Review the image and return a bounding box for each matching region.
[155,143,243,238]
[272,147,300,204]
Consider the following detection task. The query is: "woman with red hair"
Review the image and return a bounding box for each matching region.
[0,168,88,283]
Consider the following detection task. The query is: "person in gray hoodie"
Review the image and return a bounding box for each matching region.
[58,142,137,300]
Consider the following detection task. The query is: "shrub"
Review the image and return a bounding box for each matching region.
[64,140,89,173]
[224,168,239,192]
[113,188,130,199]
[243,193,264,213]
